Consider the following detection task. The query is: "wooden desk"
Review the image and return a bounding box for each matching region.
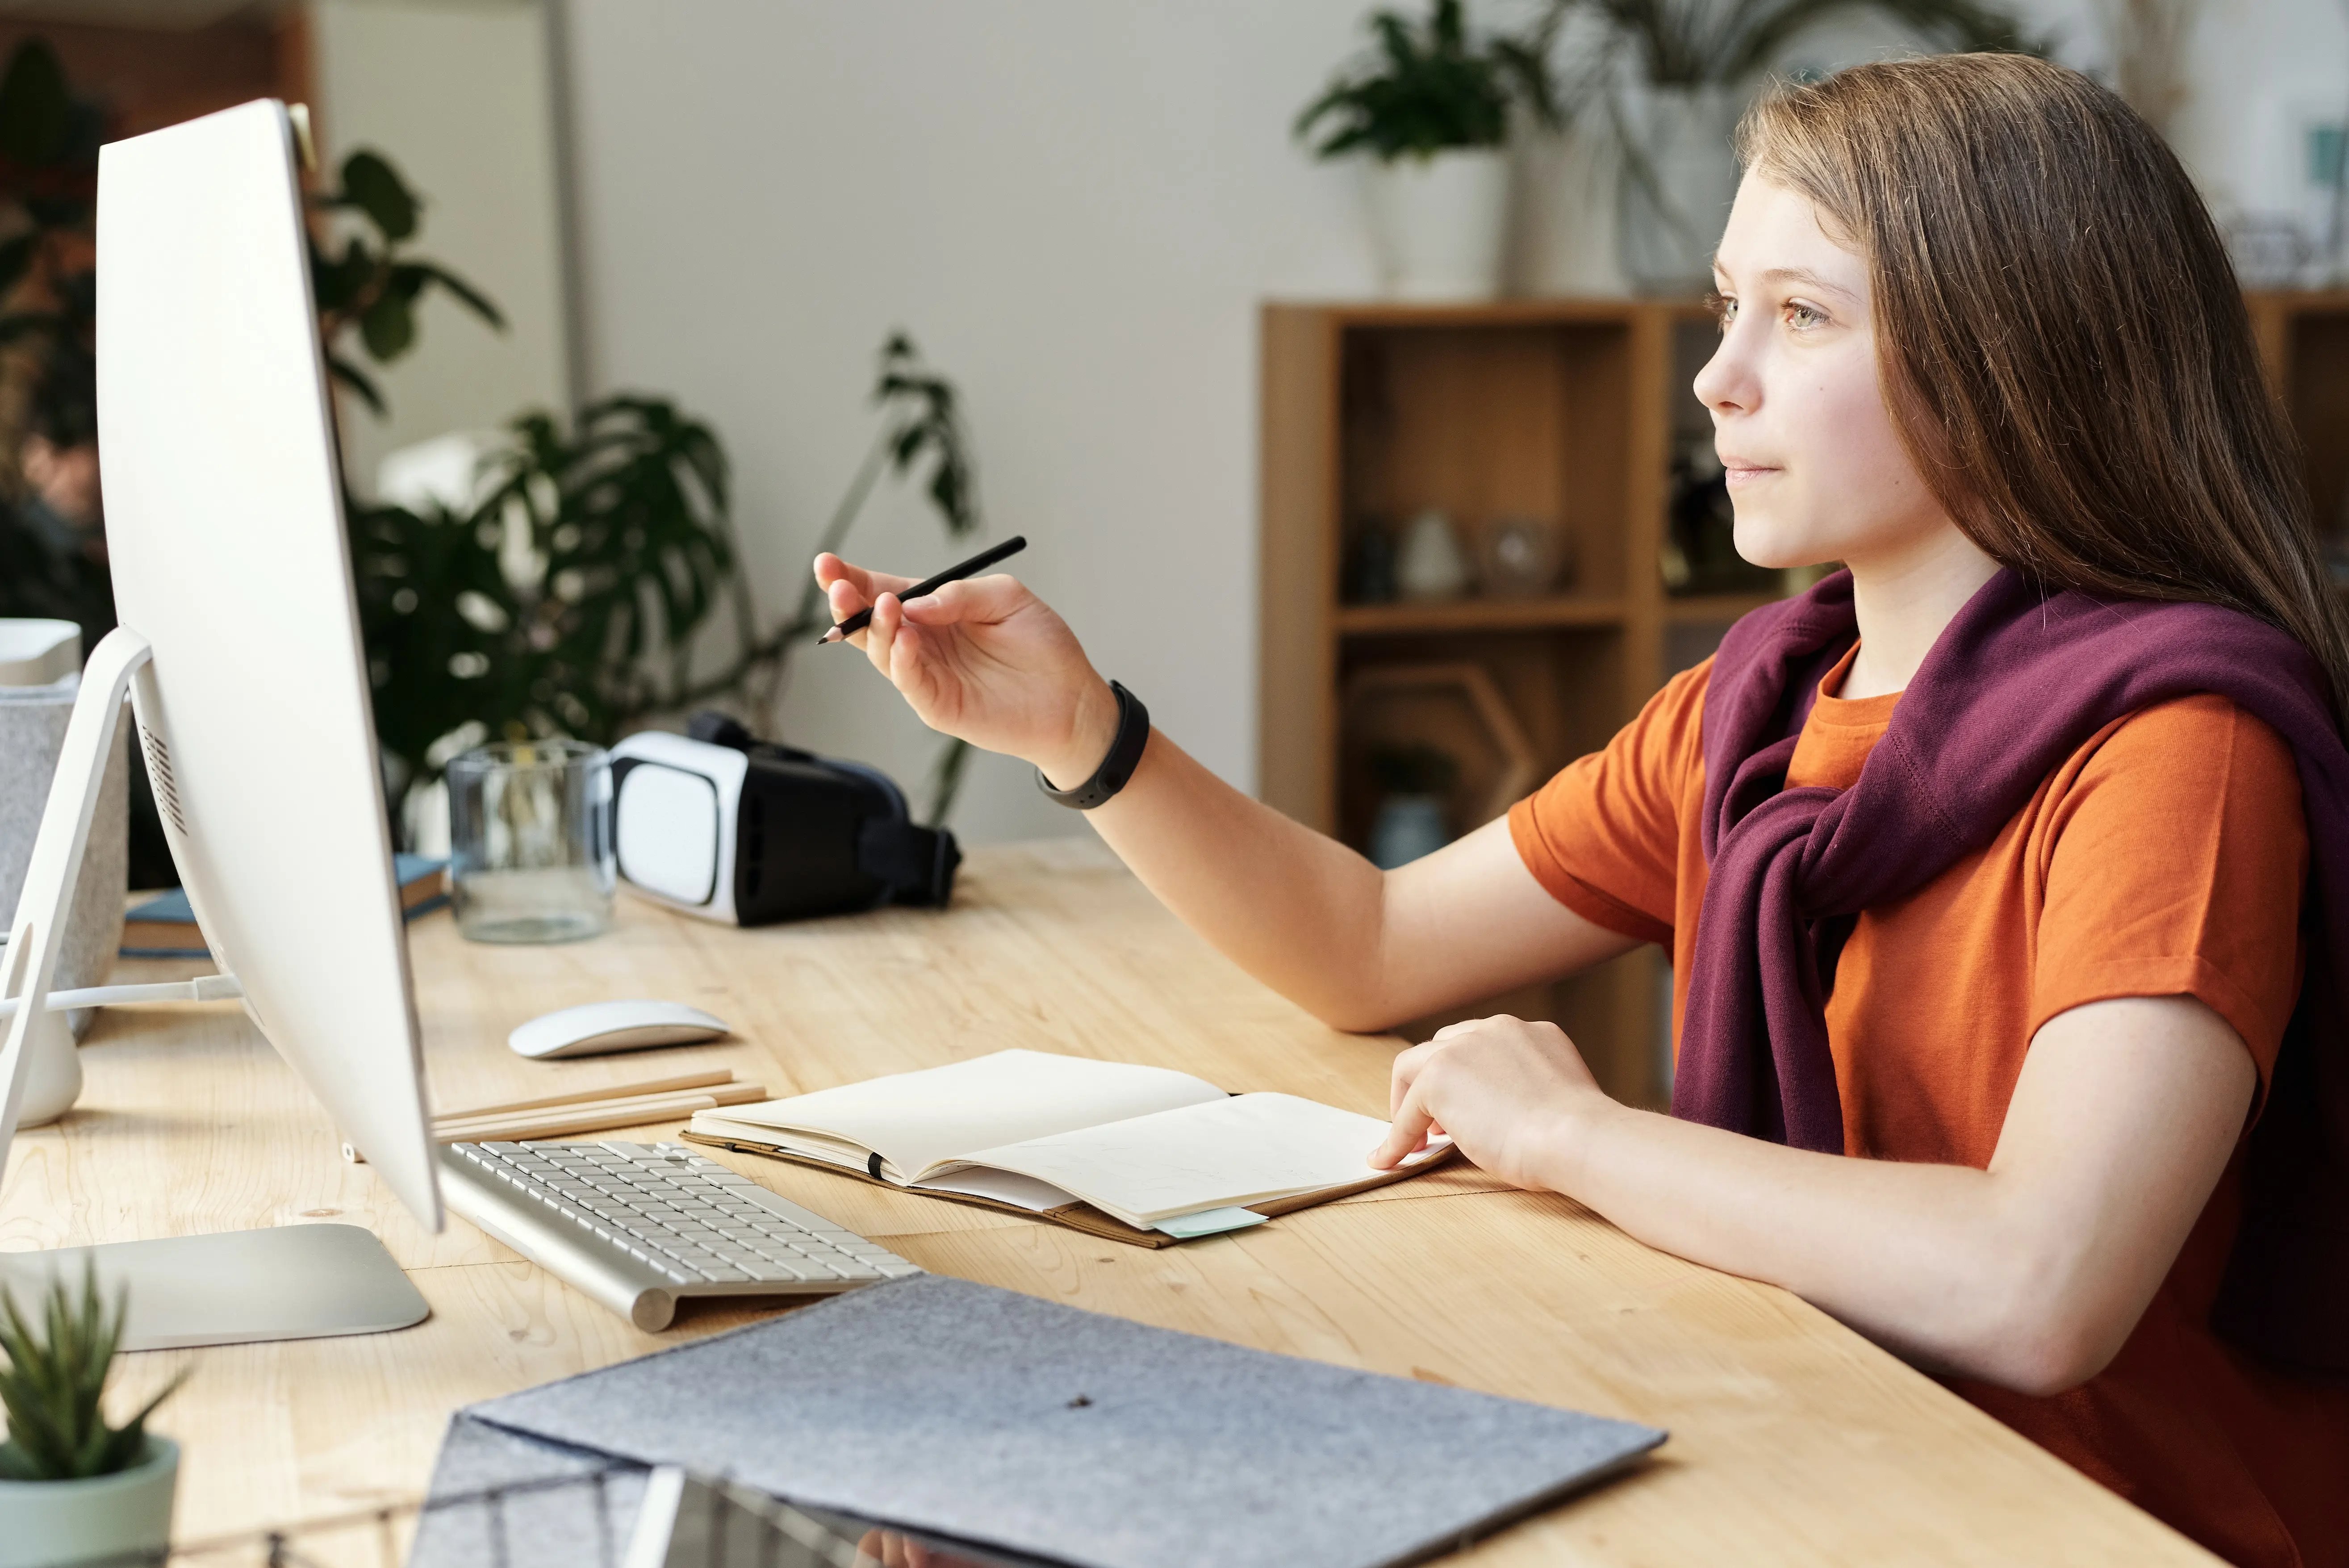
[1,840,2213,1565]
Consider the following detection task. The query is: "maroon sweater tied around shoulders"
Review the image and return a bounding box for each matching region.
[1673,567,2349,1372]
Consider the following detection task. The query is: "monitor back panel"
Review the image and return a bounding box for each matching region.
[95,99,440,1229]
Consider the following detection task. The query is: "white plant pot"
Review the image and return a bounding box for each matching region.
[1367,149,1510,301]
[0,1436,179,1568]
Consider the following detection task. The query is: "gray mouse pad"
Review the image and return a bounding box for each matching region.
[437,1273,1663,1568]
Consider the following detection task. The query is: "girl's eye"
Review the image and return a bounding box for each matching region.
[1785,301,1827,330]
[1708,291,1737,330]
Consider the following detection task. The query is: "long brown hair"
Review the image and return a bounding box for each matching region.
[1739,54,2349,727]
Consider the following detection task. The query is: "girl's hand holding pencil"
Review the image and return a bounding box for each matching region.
[813,546,1124,791]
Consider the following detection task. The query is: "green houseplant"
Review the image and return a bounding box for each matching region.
[309,146,506,416]
[1296,0,1564,298]
[0,39,501,640]
[0,1266,187,1568]
[0,31,503,890]
[351,330,983,832]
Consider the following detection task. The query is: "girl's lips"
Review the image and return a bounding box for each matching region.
[1723,464,1779,487]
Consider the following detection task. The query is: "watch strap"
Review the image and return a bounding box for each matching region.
[1036,681,1149,810]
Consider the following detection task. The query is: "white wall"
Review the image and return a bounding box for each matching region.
[558,0,1400,845]
[549,0,2349,846]
[311,0,571,497]
[2167,0,2349,225]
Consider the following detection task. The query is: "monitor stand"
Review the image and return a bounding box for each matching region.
[0,627,428,1350]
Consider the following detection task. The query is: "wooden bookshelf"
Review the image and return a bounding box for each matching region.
[1333,595,1629,635]
[2248,291,2349,541]
[1260,292,2349,1109]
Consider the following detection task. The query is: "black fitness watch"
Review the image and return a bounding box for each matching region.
[1036,681,1149,811]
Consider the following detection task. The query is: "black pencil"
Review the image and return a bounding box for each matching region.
[819,535,1028,644]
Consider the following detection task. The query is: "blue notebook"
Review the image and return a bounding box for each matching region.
[414,1273,1664,1568]
[120,853,447,958]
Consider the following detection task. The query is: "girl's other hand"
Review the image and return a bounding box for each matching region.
[813,552,1120,787]
[1371,1015,1613,1190]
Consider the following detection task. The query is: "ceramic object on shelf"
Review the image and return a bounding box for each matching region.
[0,1437,179,1568]
[1478,517,1570,598]
[1367,149,1509,301]
[1396,510,1473,602]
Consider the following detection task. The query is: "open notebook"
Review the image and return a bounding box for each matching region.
[683,1049,1452,1246]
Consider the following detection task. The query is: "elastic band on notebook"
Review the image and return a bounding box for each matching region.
[868,1152,883,1179]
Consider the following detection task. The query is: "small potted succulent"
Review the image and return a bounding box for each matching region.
[1296,0,1561,299]
[0,1266,186,1568]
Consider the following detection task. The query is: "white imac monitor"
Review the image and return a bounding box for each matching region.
[0,100,441,1348]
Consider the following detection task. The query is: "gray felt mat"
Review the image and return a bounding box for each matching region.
[411,1417,652,1568]
[432,1274,1662,1568]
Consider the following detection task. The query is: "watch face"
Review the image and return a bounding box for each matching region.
[615,761,722,904]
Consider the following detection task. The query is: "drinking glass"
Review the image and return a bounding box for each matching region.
[445,740,614,943]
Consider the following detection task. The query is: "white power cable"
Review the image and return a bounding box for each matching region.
[0,972,243,1019]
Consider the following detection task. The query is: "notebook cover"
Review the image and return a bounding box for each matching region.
[678,1129,1460,1248]
[120,854,446,957]
[429,1274,1664,1568]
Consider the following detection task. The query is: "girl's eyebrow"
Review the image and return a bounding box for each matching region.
[1758,265,1860,303]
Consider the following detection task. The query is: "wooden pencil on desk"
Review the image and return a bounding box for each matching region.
[435,1082,770,1142]
[347,1070,774,1158]
[435,1070,737,1124]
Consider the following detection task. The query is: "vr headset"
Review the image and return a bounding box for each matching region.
[609,712,960,925]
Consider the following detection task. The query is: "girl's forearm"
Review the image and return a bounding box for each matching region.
[1078,730,1402,1029]
[1073,734,1637,1033]
[1553,1101,2061,1388]
[1388,999,2252,1397]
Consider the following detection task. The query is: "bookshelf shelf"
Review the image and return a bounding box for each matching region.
[1336,596,1629,636]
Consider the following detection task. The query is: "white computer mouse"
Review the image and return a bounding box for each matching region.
[508,999,732,1059]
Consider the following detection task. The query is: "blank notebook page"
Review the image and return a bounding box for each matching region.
[721,1049,1227,1179]
[959,1092,1438,1226]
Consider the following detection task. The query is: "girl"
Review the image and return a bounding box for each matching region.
[817,55,2349,1567]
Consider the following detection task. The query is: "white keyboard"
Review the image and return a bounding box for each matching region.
[440,1140,920,1330]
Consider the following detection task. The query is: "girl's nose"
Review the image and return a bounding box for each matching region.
[1693,330,1756,417]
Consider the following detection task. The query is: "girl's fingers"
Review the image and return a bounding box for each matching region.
[1390,1040,1436,1116]
[1373,1087,1438,1170]
[828,577,869,628]
[864,593,902,678]
[900,574,1026,626]
[815,553,921,606]
[873,597,939,710]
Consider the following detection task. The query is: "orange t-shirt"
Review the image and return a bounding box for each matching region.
[1509,648,2349,1568]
